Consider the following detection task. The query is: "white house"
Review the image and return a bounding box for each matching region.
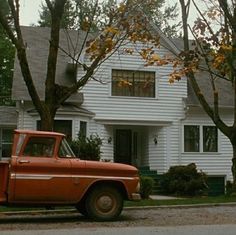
[11,26,234,194]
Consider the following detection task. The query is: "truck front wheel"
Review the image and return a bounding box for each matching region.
[86,185,123,221]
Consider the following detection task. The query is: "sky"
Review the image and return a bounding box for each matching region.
[19,0,42,26]
[18,0,201,26]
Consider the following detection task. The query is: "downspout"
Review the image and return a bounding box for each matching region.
[178,98,189,165]
[20,100,24,129]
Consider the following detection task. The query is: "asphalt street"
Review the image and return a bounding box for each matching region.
[1,225,236,235]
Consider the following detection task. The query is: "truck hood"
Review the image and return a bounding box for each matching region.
[70,159,139,177]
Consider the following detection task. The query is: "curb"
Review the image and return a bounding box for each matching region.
[1,202,236,216]
[125,202,236,210]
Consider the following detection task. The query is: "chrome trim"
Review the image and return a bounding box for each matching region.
[11,173,135,181]
[131,193,141,201]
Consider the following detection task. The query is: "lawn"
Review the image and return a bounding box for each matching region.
[124,195,236,207]
[1,195,236,212]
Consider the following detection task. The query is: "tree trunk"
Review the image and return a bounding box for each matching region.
[39,107,56,131]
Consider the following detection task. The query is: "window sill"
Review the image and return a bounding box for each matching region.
[181,152,221,156]
[109,95,158,100]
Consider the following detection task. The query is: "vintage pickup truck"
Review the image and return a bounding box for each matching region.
[0,129,140,221]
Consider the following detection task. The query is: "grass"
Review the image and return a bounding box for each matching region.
[1,195,236,212]
[124,195,236,207]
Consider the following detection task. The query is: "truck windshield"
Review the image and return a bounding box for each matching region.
[59,137,75,158]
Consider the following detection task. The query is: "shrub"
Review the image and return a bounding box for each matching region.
[70,133,102,161]
[160,163,208,196]
[140,176,155,199]
[226,181,236,196]
[226,180,233,195]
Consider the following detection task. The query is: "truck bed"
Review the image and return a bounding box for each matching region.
[0,160,9,203]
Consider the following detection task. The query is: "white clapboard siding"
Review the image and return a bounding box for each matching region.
[148,126,167,173]
[79,45,187,122]
[78,44,187,171]
[182,109,233,180]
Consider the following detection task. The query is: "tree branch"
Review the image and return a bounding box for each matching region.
[179,0,230,137]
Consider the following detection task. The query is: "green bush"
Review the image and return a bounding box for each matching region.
[70,133,102,161]
[140,176,155,199]
[160,163,208,196]
[226,180,236,196]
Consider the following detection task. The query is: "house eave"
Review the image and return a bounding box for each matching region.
[186,103,234,110]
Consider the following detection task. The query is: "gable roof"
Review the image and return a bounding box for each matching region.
[186,71,234,108]
[168,39,234,108]
[0,106,17,125]
[12,26,234,109]
[12,26,85,103]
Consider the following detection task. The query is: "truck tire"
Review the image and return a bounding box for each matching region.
[86,185,123,221]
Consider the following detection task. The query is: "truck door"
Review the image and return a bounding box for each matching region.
[12,136,72,203]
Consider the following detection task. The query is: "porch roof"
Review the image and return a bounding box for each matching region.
[27,104,95,117]
[0,106,17,126]
[94,118,172,126]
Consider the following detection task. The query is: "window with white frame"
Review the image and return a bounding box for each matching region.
[112,69,155,97]
[184,125,218,153]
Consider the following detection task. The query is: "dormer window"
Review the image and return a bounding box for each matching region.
[112,69,155,97]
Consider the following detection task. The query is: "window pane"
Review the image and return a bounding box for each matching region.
[54,120,72,141]
[2,144,12,158]
[80,121,87,137]
[1,129,14,158]
[203,126,218,152]
[23,137,55,157]
[2,129,14,143]
[112,69,155,97]
[37,120,72,141]
[184,126,199,152]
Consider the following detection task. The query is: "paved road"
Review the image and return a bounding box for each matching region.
[1,205,236,233]
[1,225,236,235]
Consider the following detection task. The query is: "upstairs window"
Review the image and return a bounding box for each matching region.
[112,69,155,97]
[184,125,218,153]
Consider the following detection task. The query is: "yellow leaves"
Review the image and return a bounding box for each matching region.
[124,48,134,54]
[118,80,132,87]
[142,51,169,67]
[86,36,115,61]
[151,54,161,61]
[169,70,183,84]
[221,45,232,51]
[104,26,119,35]
[140,48,153,60]
[104,38,114,52]
[212,54,225,68]
[81,20,90,31]
[117,3,126,13]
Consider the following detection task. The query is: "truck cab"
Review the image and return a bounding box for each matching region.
[0,130,140,221]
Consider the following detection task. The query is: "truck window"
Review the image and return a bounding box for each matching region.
[22,137,55,157]
[59,138,75,158]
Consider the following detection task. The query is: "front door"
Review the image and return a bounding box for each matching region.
[115,129,132,164]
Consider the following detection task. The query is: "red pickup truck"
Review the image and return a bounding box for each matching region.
[0,130,140,221]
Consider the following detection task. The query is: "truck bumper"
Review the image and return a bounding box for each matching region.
[131,193,141,201]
